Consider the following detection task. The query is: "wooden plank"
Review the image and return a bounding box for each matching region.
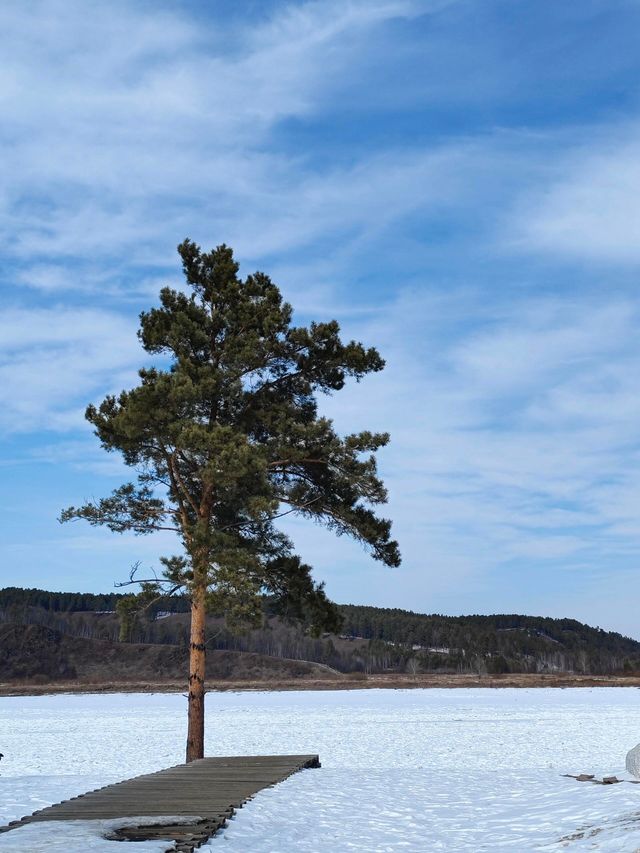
[0,754,320,851]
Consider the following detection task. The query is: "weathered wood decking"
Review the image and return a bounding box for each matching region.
[0,754,320,851]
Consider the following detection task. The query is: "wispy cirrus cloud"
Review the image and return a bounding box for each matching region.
[4,0,640,635]
[1,0,457,291]
[508,123,640,265]
[0,307,140,431]
[298,286,640,630]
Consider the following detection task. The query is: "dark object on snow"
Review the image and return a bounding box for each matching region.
[564,773,623,785]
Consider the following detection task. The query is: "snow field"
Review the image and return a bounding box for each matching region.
[0,816,203,852]
[1,688,640,850]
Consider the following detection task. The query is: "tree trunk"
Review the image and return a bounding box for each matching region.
[186,587,206,762]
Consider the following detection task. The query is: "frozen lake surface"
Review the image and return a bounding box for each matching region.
[1,688,640,850]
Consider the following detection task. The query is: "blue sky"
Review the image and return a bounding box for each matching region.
[3,0,640,636]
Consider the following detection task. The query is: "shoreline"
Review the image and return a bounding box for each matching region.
[2,672,640,696]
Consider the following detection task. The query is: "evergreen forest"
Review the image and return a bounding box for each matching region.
[1,587,638,676]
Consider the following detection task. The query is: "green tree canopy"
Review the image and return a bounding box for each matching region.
[61,240,400,759]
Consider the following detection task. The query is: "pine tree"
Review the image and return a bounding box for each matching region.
[61,240,400,761]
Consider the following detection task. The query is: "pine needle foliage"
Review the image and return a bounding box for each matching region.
[60,240,400,758]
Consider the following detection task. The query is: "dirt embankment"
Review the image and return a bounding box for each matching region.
[3,673,640,696]
[0,623,342,691]
[3,623,640,697]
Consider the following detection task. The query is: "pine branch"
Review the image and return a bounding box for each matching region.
[219,496,322,531]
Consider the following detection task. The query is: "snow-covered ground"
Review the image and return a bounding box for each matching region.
[2,688,640,850]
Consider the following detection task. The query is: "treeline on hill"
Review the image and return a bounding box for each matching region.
[0,587,189,615]
[1,587,639,676]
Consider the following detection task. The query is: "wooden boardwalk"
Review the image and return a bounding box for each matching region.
[0,754,320,851]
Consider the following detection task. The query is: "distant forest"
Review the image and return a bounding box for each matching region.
[1,586,639,676]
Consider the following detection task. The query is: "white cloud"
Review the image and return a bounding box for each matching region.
[0,307,141,432]
[30,439,130,477]
[303,286,640,620]
[0,0,469,290]
[510,124,640,263]
[4,0,640,634]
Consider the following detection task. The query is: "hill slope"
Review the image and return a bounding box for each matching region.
[0,623,339,684]
[1,587,639,676]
